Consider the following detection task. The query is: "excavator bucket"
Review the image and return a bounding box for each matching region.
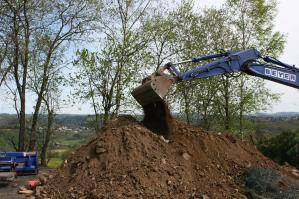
[131,75,173,106]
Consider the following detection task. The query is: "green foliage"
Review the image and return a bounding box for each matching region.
[140,0,283,135]
[257,131,299,168]
[0,129,18,151]
[245,168,299,199]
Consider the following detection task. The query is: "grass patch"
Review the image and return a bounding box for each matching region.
[47,149,71,168]
[59,139,82,147]
[47,157,63,168]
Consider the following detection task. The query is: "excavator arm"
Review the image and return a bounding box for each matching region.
[132,48,299,106]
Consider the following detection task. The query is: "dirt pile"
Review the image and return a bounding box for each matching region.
[37,116,296,199]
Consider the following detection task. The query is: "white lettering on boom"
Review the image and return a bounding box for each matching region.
[265,68,296,82]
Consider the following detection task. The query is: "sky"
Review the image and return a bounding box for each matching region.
[0,0,299,114]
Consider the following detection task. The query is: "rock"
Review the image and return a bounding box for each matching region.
[182,152,191,160]
[199,172,205,177]
[292,169,299,177]
[95,147,107,154]
[202,194,210,199]
[35,186,43,196]
[89,189,100,199]
[18,189,34,196]
[191,192,196,197]
[152,167,158,172]
[160,136,169,143]
[19,186,26,191]
[40,173,49,178]
[96,141,105,147]
[161,158,166,164]
[39,175,47,185]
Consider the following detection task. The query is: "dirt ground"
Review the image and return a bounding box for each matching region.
[36,116,299,199]
[0,174,35,199]
[0,167,52,199]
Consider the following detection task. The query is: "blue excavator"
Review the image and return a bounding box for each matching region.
[132,48,299,137]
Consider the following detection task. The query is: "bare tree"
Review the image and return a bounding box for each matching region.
[0,0,32,151]
[0,0,100,151]
[27,0,100,150]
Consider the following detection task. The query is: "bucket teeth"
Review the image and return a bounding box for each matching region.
[131,75,173,106]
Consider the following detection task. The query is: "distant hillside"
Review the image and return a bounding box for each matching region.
[0,114,19,127]
[0,114,90,128]
[54,114,89,128]
[254,112,299,117]
[252,115,299,135]
[1,112,299,135]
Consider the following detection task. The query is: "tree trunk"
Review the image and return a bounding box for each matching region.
[88,77,99,132]
[103,107,110,124]
[29,97,43,150]
[20,1,30,151]
[239,77,245,139]
[18,96,26,151]
[95,113,100,132]
[40,110,54,166]
[115,68,122,115]
[224,77,230,131]
[182,89,191,124]
[12,9,25,152]
[203,106,210,130]
[29,55,52,150]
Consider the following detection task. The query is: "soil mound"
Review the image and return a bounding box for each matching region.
[38,116,297,199]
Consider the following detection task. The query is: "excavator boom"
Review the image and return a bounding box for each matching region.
[132,48,299,138]
[132,48,299,107]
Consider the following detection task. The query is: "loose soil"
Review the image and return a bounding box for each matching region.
[36,114,298,199]
[142,100,173,139]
